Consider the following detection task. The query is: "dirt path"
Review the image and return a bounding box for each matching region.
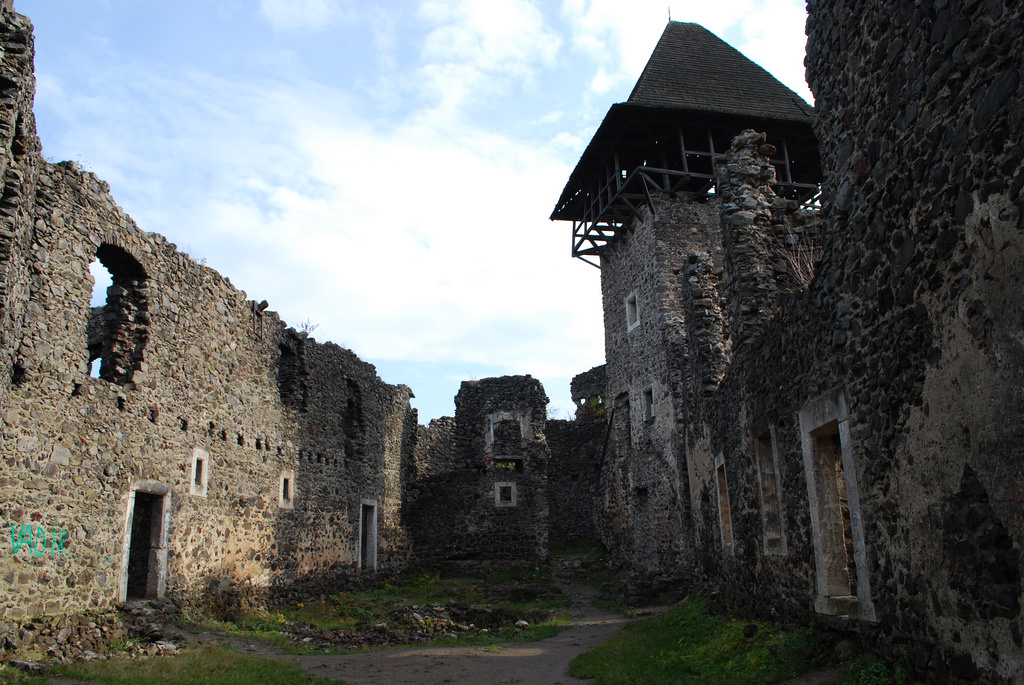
[227,557,839,685]
[231,556,636,684]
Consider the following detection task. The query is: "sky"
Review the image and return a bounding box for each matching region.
[16,0,813,423]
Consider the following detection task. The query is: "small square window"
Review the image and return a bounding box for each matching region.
[190,447,209,497]
[625,292,640,331]
[494,481,517,507]
[279,470,295,509]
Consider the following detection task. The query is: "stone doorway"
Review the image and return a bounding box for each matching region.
[122,484,170,600]
[359,500,377,570]
[798,391,875,621]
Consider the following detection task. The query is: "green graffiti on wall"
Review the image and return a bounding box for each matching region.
[9,523,69,557]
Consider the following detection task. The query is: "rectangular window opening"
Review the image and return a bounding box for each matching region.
[625,292,640,331]
[641,386,654,424]
[493,459,524,472]
[189,448,209,497]
[494,481,517,507]
[279,470,295,509]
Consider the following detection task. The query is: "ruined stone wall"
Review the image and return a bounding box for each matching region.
[800,1,1022,679]
[544,365,606,542]
[409,376,549,572]
[0,6,418,618]
[671,2,1024,682]
[597,197,714,574]
[545,417,603,542]
[0,8,41,418]
[413,416,457,479]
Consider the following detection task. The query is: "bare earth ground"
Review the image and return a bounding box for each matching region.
[41,555,841,685]
[233,565,631,685]
[226,558,839,685]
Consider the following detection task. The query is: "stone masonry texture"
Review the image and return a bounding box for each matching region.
[578,1,1024,682]
[0,6,418,621]
[0,0,1022,682]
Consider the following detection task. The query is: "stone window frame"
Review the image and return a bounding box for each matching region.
[798,390,876,621]
[754,426,787,555]
[486,411,530,456]
[625,291,640,331]
[714,453,734,553]
[279,469,295,509]
[494,481,517,507]
[189,447,209,498]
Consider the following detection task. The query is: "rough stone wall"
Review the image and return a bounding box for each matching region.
[544,365,605,542]
[598,196,715,574]
[797,1,1022,679]
[589,10,1024,674]
[410,376,549,572]
[0,5,417,619]
[678,136,832,622]
[663,2,1024,682]
[545,418,600,541]
[413,416,457,479]
[0,8,41,416]
[569,364,606,419]
[277,334,417,590]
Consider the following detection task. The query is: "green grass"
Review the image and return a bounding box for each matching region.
[834,659,912,685]
[570,598,825,685]
[52,644,339,684]
[0,664,49,685]
[190,565,570,654]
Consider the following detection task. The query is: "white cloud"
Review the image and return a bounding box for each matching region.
[35,45,603,419]
[736,1,813,102]
[415,0,561,118]
[25,0,813,418]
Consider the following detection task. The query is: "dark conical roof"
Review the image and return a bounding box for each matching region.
[550,22,819,227]
[626,21,813,121]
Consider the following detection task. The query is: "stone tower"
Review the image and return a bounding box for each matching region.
[550,22,820,576]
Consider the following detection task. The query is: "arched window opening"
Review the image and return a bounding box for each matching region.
[86,243,149,386]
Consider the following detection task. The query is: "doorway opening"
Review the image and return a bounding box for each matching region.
[798,391,875,620]
[125,490,168,599]
[359,501,377,570]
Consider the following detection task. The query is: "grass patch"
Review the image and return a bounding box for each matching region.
[52,644,338,684]
[0,664,49,685]
[188,565,569,654]
[834,659,912,685]
[570,598,826,685]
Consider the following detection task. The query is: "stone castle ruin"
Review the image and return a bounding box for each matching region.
[0,0,1022,682]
